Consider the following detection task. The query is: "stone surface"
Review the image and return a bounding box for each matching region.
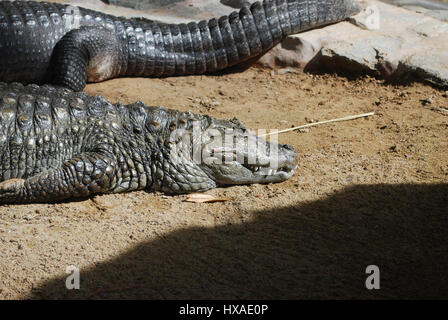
[259,0,448,88]
[379,0,448,22]
[316,35,404,76]
[424,9,448,21]
[397,51,448,87]
[108,0,184,10]
[220,0,250,8]
[380,0,448,10]
[102,0,243,20]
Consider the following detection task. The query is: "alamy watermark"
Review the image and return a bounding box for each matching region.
[64,6,81,30]
[66,265,80,290]
[365,265,380,290]
[356,5,381,30]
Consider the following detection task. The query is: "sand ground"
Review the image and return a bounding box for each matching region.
[0,67,447,299]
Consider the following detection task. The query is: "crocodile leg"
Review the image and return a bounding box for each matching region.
[0,152,117,203]
[50,26,125,91]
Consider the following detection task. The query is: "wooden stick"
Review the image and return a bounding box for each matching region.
[259,112,375,137]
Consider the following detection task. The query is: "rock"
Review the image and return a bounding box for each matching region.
[389,145,398,152]
[219,0,248,9]
[425,9,448,22]
[278,68,299,75]
[305,117,316,123]
[397,51,448,87]
[380,1,448,21]
[108,0,258,10]
[307,1,448,87]
[316,35,403,77]
[68,0,191,23]
[104,0,240,20]
[401,5,429,13]
[258,36,320,69]
[380,0,448,10]
[411,19,448,37]
[108,0,184,10]
[349,5,381,30]
[420,97,433,105]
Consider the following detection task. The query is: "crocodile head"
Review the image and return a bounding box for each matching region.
[197,117,298,186]
[145,107,298,193]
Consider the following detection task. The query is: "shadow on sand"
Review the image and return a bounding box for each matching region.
[28,183,448,299]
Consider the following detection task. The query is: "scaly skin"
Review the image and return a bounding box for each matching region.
[0,0,361,91]
[0,82,298,204]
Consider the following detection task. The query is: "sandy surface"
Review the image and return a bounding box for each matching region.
[0,67,447,299]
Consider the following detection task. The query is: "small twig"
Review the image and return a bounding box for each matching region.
[259,112,375,137]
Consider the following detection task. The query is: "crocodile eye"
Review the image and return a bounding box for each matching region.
[169,122,177,131]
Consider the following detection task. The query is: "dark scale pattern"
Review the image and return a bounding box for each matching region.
[0,82,298,203]
[0,82,179,202]
[0,0,360,90]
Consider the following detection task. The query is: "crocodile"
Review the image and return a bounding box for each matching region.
[0,82,298,204]
[0,0,361,91]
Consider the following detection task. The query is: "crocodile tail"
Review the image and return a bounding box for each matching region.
[125,0,361,77]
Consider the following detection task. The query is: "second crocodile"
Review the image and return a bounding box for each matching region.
[0,0,361,91]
